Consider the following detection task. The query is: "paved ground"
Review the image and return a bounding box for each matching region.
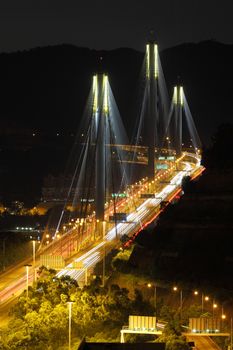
[187,335,222,350]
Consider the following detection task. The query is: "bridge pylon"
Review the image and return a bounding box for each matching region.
[93,74,109,222]
[173,85,184,156]
[145,41,159,179]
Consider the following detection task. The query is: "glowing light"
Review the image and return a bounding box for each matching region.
[146,44,150,78]
[103,75,109,113]
[56,160,202,283]
[93,75,98,113]
[180,86,184,105]
[194,290,198,295]
[154,44,158,78]
[173,86,178,104]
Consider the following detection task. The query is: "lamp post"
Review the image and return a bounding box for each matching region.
[32,240,36,281]
[193,290,198,304]
[230,317,232,350]
[102,221,106,287]
[201,294,209,313]
[212,300,218,318]
[2,236,8,271]
[24,264,32,300]
[173,286,183,318]
[147,283,157,316]
[68,302,73,350]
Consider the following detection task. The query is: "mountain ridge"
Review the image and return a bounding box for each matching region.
[0,40,232,144]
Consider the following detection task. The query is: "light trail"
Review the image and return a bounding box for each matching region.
[0,155,203,299]
[57,158,201,282]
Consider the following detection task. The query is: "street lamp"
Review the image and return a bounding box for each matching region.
[67,301,73,350]
[24,264,32,300]
[201,294,209,313]
[102,221,107,287]
[193,290,203,311]
[230,317,232,350]
[213,301,218,317]
[32,240,36,281]
[173,286,183,317]
[147,283,157,316]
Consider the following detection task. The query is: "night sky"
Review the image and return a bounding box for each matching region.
[0,0,232,52]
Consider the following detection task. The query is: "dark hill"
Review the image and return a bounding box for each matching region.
[0,45,142,134]
[0,41,232,142]
[0,41,233,201]
[132,169,233,291]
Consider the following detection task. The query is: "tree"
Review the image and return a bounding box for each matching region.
[166,335,191,350]
[202,123,233,170]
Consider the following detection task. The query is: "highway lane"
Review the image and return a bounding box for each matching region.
[0,154,203,306]
[57,160,198,281]
[187,335,221,350]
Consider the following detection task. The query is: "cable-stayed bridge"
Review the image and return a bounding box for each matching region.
[37,40,203,282]
[0,40,204,301]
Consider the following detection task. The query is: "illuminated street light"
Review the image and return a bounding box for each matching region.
[213,301,218,317]
[24,264,32,300]
[67,301,73,350]
[147,283,157,317]
[173,286,183,317]
[32,240,36,282]
[230,317,233,350]
[201,294,209,312]
[102,221,106,287]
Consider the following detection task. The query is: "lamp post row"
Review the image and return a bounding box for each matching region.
[147,284,230,321]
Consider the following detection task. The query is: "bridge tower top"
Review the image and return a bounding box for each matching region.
[146,42,159,80]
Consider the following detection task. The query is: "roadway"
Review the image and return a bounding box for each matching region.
[0,259,33,325]
[186,335,222,350]
[0,152,203,314]
[57,156,202,281]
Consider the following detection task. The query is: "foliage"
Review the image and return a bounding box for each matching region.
[111,248,132,273]
[0,267,151,349]
[202,123,233,170]
[165,335,191,350]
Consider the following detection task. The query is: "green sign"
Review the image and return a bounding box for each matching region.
[111,193,127,198]
[156,164,168,170]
